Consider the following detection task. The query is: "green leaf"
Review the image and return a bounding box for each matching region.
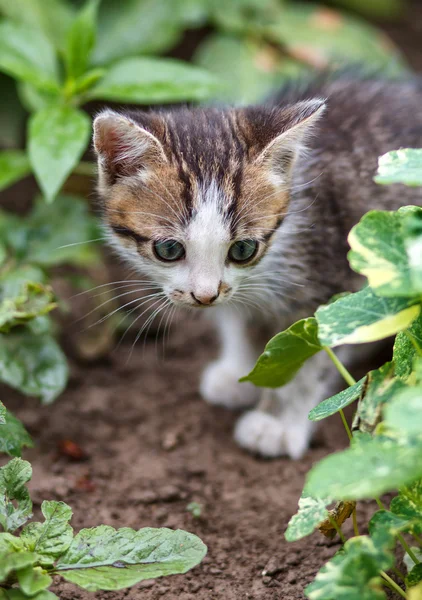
[0,458,32,533]
[384,386,422,437]
[29,106,91,202]
[308,378,365,422]
[65,0,100,80]
[87,57,220,104]
[17,81,61,113]
[0,408,33,458]
[194,33,306,105]
[17,566,52,596]
[0,402,5,425]
[369,510,411,550]
[391,480,422,535]
[3,590,58,600]
[21,501,73,563]
[375,150,422,187]
[315,286,420,347]
[348,206,422,297]
[0,551,38,582]
[305,536,389,600]
[394,313,422,380]
[240,317,322,387]
[408,565,422,588]
[0,330,68,404]
[324,0,403,19]
[55,526,207,591]
[0,282,56,334]
[355,362,407,434]
[285,493,330,542]
[0,20,59,91]
[306,438,422,500]
[0,152,31,193]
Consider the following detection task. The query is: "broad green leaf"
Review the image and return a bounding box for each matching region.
[355,362,407,434]
[87,57,220,104]
[0,0,75,52]
[92,0,184,66]
[0,151,31,193]
[348,206,422,297]
[0,267,46,301]
[409,582,422,600]
[0,196,101,268]
[324,0,402,18]
[29,107,91,202]
[0,551,38,582]
[369,510,411,549]
[308,378,365,422]
[408,565,422,588]
[3,590,58,600]
[0,402,5,425]
[0,408,33,458]
[0,330,68,404]
[0,282,56,334]
[306,438,422,500]
[384,386,422,437]
[65,0,100,80]
[305,536,389,600]
[194,33,306,104]
[285,493,330,541]
[56,526,207,591]
[21,501,73,563]
[17,566,52,596]
[315,286,420,347]
[211,0,282,31]
[394,313,422,380]
[0,21,59,91]
[0,459,32,533]
[404,548,422,573]
[391,480,422,535]
[240,317,322,388]
[0,74,26,148]
[375,150,422,187]
[17,81,61,113]
[264,3,406,77]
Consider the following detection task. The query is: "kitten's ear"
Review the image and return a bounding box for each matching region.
[246,99,326,185]
[93,110,167,185]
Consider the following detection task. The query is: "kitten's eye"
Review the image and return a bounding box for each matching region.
[228,240,258,263]
[153,239,185,262]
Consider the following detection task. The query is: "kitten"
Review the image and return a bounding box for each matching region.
[93,74,422,459]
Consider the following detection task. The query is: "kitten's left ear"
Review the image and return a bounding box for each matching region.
[246,99,326,185]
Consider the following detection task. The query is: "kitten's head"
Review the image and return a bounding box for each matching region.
[93,100,325,308]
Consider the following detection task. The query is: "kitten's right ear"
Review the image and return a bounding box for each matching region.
[93,110,167,185]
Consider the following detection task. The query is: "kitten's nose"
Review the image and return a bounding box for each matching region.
[191,291,219,305]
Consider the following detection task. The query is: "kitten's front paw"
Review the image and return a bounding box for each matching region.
[234,410,313,459]
[200,360,259,409]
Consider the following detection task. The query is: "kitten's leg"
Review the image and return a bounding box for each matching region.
[234,348,355,459]
[200,308,260,409]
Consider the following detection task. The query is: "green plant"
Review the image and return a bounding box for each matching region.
[0,458,207,598]
[241,148,422,599]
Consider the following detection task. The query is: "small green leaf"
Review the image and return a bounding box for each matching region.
[0,551,38,582]
[0,408,33,458]
[408,565,422,588]
[0,20,59,90]
[240,317,322,387]
[88,57,220,104]
[369,510,411,550]
[306,438,422,500]
[0,459,32,533]
[404,548,422,573]
[305,536,389,600]
[348,206,422,297]
[56,526,207,591]
[391,480,422,535]
[375,149,422,187]
[315,286,420,347]
[285,493,330,542]
[384,386,422,437]
[65,0,100,80]
[21,501,73,563]
[4,590,58,600]
[17,566,52,596]
[394,314,422,380]
[0,330,68,404]
[0,402,5,425]
[28,106,91,202]
[309,378,365,422]
[0,151,31,193]
[0,282,56,333]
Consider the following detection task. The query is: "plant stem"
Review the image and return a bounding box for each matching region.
[324,347,357,387]
[338,409,353,441]
[375,497,385,510]
[392,567,406,582]
[397,533,420,565]
[352,508,359,537]
[380,571,407,598]
[328,516,346,543]
[412,533,422,545]
[73,161,96,176]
